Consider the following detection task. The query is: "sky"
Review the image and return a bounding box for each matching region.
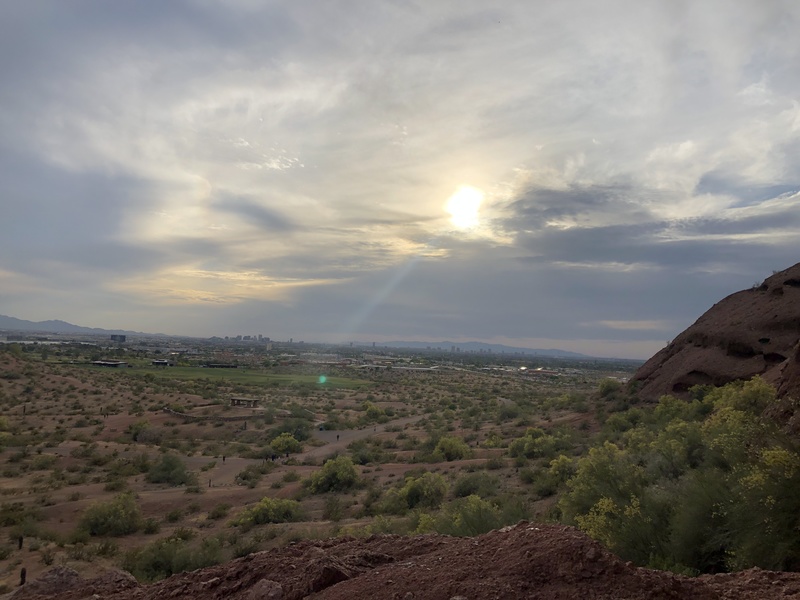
[2,0,800,359]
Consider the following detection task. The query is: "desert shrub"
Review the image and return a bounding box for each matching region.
[208,503,230,520]
[142,518,160,534]
[507,427,571,460]
[233,497,301,527]
[79,493,142,537]
[270,433,302,454]
[307,456,360,493]
[558,377,800,573]
[401,472,448,509]
[0,502,41,527]
[146,454,195,486]
[598,378,623,398]
[104,478,127,492]
[30,454,56,470]
[323,496,344,522]
[94,539,119,557]
[282,471,301,483]
[269,419,311,442]
[349,438,391,465]
[121,536,223,582]
[127,421,154,443]
[485,457,505,470]
[235,463,275,488]
[415,495,525,537]
[453,472,497,498]
[519,467,537,484]
[232,537,261,558]
[433,436,471,461]
[165,509,183,523]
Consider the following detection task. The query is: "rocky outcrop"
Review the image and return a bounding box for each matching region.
[632,262,800,401]
[11,524,800,599]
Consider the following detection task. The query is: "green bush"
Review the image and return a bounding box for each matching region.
[0,502,41,527]
[416,495,526,537]
[146,454,195,487]
[142,518,161,534]
[208,503,230,520]
[323,496,344,522]
[233,497,302,526]
[598,378,623,398]
[558,377,800,574]
[307,456,360,493]
[433,436,471,461]
[122,536,223,582]
[235,463,275,488]
[401,472,447,509]
[453,472,497,498]
[79,493,142,537]
[270,433,302,454]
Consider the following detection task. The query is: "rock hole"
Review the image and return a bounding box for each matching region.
[764,353,787,365]
[758,338,771,344]
[784,278,800,287]
[726,342,756,358]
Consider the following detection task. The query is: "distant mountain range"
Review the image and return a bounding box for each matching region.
[376,340,589,358]
[0,314,151,336]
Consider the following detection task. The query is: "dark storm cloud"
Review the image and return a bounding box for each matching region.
[694,171,799,205]
[500,181,800,273]
[506,183,657,226]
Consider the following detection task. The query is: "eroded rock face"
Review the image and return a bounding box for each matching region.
[632,262,800,401]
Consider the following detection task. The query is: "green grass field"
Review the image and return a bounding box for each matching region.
[84,364,371,389]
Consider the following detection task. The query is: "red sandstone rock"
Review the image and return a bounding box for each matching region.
[632,262,800,401]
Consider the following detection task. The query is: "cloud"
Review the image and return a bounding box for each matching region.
[2,1,800,358]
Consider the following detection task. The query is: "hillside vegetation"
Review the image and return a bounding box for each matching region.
[2,338,799,592]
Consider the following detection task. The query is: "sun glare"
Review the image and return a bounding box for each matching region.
[445,185,484,229]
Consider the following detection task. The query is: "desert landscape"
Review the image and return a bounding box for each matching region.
[0,339,632,593]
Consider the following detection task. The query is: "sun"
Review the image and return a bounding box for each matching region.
[445,185,484,229]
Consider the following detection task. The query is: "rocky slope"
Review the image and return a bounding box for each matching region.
[8,523,800,600]
[632,262,800,401]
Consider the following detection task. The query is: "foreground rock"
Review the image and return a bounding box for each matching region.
[632,261,800,401]
[9,524,800,600]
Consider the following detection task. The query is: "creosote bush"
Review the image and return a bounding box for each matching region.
[121,536,223,582]
[146,454,195,487]
[233,497,302,527]
[78,492,142,537]
[433,436,471,461]
[307,456,360,493]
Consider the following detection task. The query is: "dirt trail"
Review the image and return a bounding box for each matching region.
[304,415,423,460]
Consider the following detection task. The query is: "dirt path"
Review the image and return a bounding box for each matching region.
[303,414,423,460]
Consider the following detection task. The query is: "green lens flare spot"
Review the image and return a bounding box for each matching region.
[318,375,327,384]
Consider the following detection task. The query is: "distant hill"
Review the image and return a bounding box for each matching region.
[0,314,150,336]
[375,340,589,358]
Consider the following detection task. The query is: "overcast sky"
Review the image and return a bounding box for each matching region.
[2,1,800,359]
